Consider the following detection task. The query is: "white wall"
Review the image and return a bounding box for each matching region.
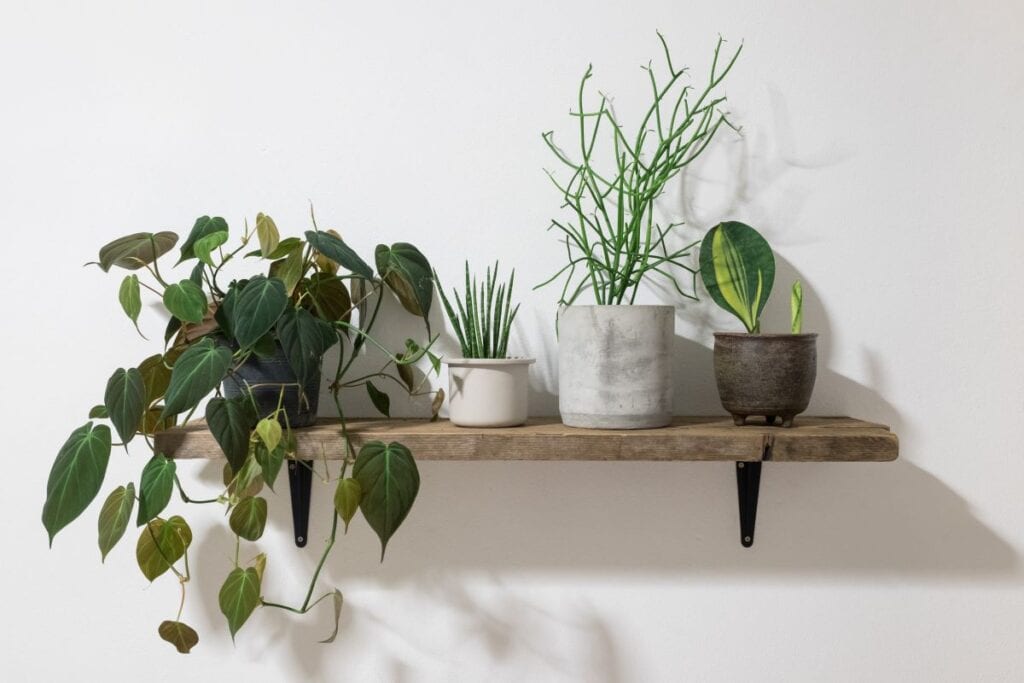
[3,1,1022,680]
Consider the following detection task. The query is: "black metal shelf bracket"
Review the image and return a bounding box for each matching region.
[288,460,313,548]
[735,461,762,548]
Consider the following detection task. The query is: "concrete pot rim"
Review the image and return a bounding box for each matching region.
[444,357,536,367]
[714,332,819,340]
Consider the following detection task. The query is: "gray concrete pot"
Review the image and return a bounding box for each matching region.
[713,333,817,427]
[222,343,321,428]
[558,305,674,429]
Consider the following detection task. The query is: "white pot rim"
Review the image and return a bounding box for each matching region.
[444,357,536,367]
[559,304,676,310]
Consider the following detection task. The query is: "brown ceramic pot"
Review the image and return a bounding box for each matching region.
[713,333,818,427]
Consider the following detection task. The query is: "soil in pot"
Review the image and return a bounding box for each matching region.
[713,333,817,427]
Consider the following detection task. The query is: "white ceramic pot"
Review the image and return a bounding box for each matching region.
[445,358,535,428]
[558,305,674,429]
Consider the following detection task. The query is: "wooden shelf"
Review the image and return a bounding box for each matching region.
[155,416,897,549]
[155,416,898,463]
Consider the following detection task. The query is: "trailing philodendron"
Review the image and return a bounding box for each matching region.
[436,262,534,427]
[699,221,818,427]
[539,33,741,429]
[43,210,443,653]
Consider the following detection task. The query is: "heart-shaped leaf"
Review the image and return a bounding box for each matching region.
[97,483,135,561]
[375,243,433,328]
[319,590,344,644]
[98,232,178,272]
[194,230,229,267]
[88,404,109,419]
[118,274,143,335]
[365,381,390,417]
[255,418,282,453]
[42,423,112,545]
[255,213,280,257]
[103,367,145,445]
[137,454,176,526]
[269,246,304,296]
[219,567,262,640]
[162,338,233,417]
[163,280,207,324]
[353,441,419,560]
[158,620,199,654]
[306,273,352,322]
[206,396,257,473]
[178,216,228,264]
[231,276,289,348]
[254,442,285,491]
[276,307,336,387]
[136,516,192,581]
[334,478,362,532]
[138,353,173,405]
[228,456,264,499]
[229,496,268,541]
[305,230,373,279]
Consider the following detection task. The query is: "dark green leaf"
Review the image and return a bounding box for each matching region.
[189,261,205,286]
[306,273,351,321]
[206,396,257,473]
[397,361,414,391]
[276,307,336,387]
[88,404,109,419]
[427,351,441,375]
[375,243,433,327]
[231,275,288,348]
[98,232,178,272]
[334,478,362,532]
[319,590,344,644]
[158,620,199,654]
[162,338,233,417]
[353,441,419,559]
[104,367,145,444]
[137,454,176,526]
[699,221,775,333]
[305,230,373,279]
[251,332,278,358]
[162,280,207,324]
[365,381,390,417]
[138,353,172,405]
[42,423,112,545]
[118,274,143,335]
[214,284,238,342]
[194,230,228,267]
[98,483,135,561]
[255,213,280,257]
[164,316,182,344]
[219,567,261,640]
[136,515,192,581]
[229,496,268,541]
[254,443,285,491]
[178,216,228,264]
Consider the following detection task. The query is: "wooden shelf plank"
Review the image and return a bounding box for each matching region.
[155,416,898,463]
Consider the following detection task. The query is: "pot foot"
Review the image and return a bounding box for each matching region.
[780,414,795,428]
[732,414,747,426]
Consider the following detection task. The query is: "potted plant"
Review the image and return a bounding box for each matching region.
[538,34,742,429]
[699,220,817,427]
[42,211,443,653]
[436,261,534,427]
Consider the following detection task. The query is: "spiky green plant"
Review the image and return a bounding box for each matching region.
[790,280,803,334]
[436,262,520,359]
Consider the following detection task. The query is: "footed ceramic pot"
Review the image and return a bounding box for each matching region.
[713,333,817,428]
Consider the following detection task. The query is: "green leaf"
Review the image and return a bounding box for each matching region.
[253,553,267,582]
[319,589,344,644]
[305,230,373,279]
[353,441,419,559]
[230,455,264,498]
[162,280,208,325]
[118,274,143,335]
[255,417,282,453]
[699,221,775,333]
[375,243,433,327]
[89,404,109,419]
[158,620,199,654]
[42,423,112,545]
[178,216,228,264]
[276,307,336,387]
[265,237,303,260]
[214,284,238,342]
[219,567,262,640]
[397,361,414,391]
[189,261,205,286]
[427,351,441,375]
[269,245,304,296]
[98,232,178,272]
[365,381,390,417]
[138,353,172,405]
[791,280,803,334]
[136,516,192,581]
[104,367,145,444]
[334,478,362,532]
[194,230,229,267]
[231,275,289,348]
[137,454,176,526]
[255,213,280,257]
[306,272,352,322]
[97,483,135,561]
[229,496,268,541]
[162,338,233,417]
[165,316,182,344]
[206,396,257,473]
[254,442,285,491]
